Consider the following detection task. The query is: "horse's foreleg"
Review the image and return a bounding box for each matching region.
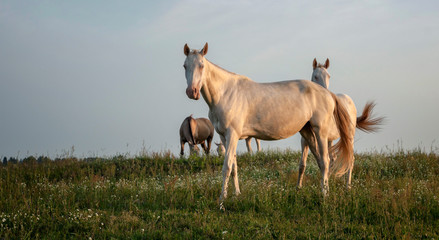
[297,137,309,188]
[206,136,213,155]
[201,141,208,154]
[256,138,261,152]
[220,131,239,202]
[245,137,252,153]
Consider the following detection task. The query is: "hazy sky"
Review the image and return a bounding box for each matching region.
[1,1,438,158]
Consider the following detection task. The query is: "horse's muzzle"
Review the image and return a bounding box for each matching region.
[186,87,200,100]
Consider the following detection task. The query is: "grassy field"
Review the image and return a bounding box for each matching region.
[0,149,438,239]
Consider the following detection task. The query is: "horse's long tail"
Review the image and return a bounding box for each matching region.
[356,101,385,133]
[330,92,354,177]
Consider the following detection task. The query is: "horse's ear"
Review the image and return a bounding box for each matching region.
[201,42,208,56]
[324,58,330,69]
[184,43,190,56]
[313,58,317,70]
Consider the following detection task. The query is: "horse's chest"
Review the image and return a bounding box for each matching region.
[208,110,226,135]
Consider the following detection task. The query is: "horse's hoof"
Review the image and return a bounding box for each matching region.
[219,202,225,211]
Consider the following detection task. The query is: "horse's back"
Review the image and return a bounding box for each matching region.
[246,79,333,105]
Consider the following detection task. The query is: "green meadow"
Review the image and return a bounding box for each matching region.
[0,149,438,239]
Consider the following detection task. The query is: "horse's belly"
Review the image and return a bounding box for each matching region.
[244,114,309,140]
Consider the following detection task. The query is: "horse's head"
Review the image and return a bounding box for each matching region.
[215,142,225,155]
[189,144,200,155]
[311,58,331,89]
[183,43,208,100]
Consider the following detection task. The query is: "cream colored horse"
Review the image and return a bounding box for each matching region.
[298,59,384,189]
[183,43,353,202]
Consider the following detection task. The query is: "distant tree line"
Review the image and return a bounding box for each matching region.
[1,156,105,166]
[2,156,55,165]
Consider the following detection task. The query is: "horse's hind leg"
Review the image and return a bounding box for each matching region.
[297,137,309,188]
[345,139,355,189]
[245,137,253,153]
[299,123,322,188]
[346,157,354,189]
[314,129,330,195]
[201,141,208,155]
[256,138,261,152]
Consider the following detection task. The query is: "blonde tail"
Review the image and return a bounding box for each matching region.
[356,101,385,133]
[330,92,354,177]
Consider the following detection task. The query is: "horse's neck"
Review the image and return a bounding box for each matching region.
[201,60,245,108]
[312,69,330,89]
[313,78,329,89]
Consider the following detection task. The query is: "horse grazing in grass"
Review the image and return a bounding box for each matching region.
[179,115,214,156]
[297,58,384,189]
[183,43,353,203]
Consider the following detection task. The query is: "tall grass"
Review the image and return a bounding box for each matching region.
[0,149,438,239]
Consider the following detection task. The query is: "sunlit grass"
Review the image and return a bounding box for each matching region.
[0,149,438,239]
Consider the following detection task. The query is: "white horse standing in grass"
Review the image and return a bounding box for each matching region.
[183,43,353,203]
[297,59,384,189]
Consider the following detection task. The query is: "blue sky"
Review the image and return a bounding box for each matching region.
[1,1,438,158]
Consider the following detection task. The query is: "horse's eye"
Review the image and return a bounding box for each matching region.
[200,64,204,69]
